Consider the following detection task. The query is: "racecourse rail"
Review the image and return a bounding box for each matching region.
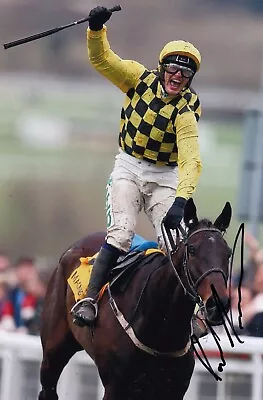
[0,331,262,400]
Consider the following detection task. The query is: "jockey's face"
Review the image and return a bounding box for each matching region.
[163,69,190,96]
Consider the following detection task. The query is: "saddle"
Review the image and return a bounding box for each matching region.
[110,235,166,292]
[67,235,166,301]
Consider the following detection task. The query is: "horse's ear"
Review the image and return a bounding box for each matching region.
[184,198,198,228]
[214,202,232,232]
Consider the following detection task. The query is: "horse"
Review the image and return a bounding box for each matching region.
[38,198,232,400]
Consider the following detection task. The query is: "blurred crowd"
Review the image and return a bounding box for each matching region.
[231,231,263,337]
[0,229,263,337]
[0,254,53,335]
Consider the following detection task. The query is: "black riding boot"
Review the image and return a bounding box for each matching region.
[71,246,119,327]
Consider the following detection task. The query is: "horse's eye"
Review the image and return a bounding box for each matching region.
[188,245,196,256]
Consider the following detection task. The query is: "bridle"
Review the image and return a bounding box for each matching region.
[162,224,229,307]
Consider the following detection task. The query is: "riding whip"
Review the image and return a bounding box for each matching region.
[3,5,121,50]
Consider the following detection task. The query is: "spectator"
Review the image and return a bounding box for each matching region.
[0,277,12,329]
[1,256,37,331]
[22,269,51,335]
[0,251,11,280]
[243,231,263,283]
[232,230,263,289]
[230,285,253,335]
[231,265,263,337]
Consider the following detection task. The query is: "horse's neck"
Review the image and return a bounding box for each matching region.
[148,259,194,321]
[137,256,195,350]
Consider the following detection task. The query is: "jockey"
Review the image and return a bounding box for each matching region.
[72,6,203,327]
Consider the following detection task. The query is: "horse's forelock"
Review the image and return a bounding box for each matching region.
[188,218,213,234]
[198,218,213,228]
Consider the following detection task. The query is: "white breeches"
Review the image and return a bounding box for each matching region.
[105,149,179,252]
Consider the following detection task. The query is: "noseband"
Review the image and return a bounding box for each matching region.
[163,225,228,306]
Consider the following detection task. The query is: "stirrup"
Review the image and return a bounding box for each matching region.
[70,297,98,319]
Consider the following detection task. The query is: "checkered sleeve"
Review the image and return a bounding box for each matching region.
[87,27,145,93]
[175,111,202,199]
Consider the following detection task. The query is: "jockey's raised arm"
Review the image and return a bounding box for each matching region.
[87,26,145,93]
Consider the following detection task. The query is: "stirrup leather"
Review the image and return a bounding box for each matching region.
[70,297,98,319]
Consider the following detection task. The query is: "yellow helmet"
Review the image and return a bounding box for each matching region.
[159,40,201,71]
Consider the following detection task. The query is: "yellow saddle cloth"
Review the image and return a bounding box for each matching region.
[67,248,164,302]
[67,254,98,302]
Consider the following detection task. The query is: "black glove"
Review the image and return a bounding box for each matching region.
[88,6,112,31]
[162,197,187,229]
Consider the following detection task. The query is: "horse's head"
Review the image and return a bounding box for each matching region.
[181,198,232,326]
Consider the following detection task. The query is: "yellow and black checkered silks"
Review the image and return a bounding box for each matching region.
[87,27,202,196]
[119,71,201,166]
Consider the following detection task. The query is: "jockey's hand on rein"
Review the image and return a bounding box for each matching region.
[162,197,187,229]
[88,6,112,31]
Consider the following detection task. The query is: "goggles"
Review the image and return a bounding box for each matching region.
[162,63,194,79]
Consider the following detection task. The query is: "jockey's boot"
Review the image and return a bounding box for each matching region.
[191,314,208,343]
[71,246,120,327]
